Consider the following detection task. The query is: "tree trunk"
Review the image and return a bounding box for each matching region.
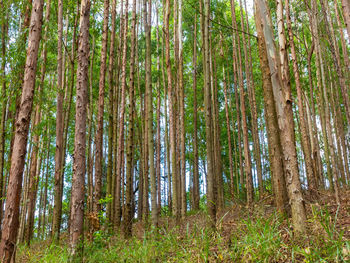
[232,0,254,205]
[255,0,306,234]
[285,0,317,197]
[69,0,90,257]
[115,0,129,228]
[229,0,244,195]
[242,0,264,197]
[124,0,137,238]
[94,0,109,219]
[106,0,117,224]
[0,0,9,228]
[192,14,200,210]
[223,65,235,200]
[52,0,65,240]
[0,0,44,261]
[156,15,162,216]
[203,0,216,228]
[165,0,178,221]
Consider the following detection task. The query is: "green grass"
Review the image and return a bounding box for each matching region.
[17,208,349,262]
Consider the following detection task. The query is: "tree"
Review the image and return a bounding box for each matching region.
[94,0,109,219]
[52,0,65,240]
[0,0,44,261]
[255,0,307,234]
[70,0,90,257]
[202,0,216,228]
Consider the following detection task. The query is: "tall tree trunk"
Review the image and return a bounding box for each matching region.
[211,49,223,210]
[144,0,157,227]
[25,130,42,245]
[164,0,178,222]
[115,0,129,228]
[52,0,65,240]
[112,0,124,225]
[255,0,306,234]
[106,0,117,224]
[69,0,90,257]
[232,0,254,204]
[87,36,95,238]
[192,14,200,210]
[223,65,235,200]
[229,0,244,195]
[156,14,162,216]
[0,0,44,261]
[242,0,264,197]
[203,0,216,228]
[0,0,9,228]
[177,0,187,218]
[285,0,317,197]
[124,0,137,238]
[94,0,110,218]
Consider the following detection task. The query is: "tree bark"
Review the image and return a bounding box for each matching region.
[242,0,264,197]
[232,0,254,205]
[52,0,65,240]
[0,0,44,261]
[124,0,137,238]
[285,0,317,197]
[192,14,200,210]
[165,0,179,221]
[115,0,129,228]
[0,0,9,228]
[94,0,110,218]
[255,0,306,234]
[203,0,216,228]
[69,0,90,257]
[106,0,117,224]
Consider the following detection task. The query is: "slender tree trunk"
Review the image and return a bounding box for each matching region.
[192,14,200,210]
[156,15,162,215]
[285,0,317,196]
[94,0,110,218]
[255,0,306,234]
[115,0,129,228]
[25,132,42,245]
[229,0,244,195]
[232,0,254,205]
[177,0,186,218]
[0,0,9,228]
[64,5,80,236]
[242,0,264,197]
[223,65,235,200]
[106,0,117,224]
[203,0,216,228]
[211,49,223,210]
[69,0,90,257]
[124,0,137,238]
[52,0,65,240]
[165,0,178,221]
[144,0,157,227]
[87,36,95,238]
[0,0,44,261]
[161,11,172,213]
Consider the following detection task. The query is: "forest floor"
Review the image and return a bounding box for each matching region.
[18,190,350,262]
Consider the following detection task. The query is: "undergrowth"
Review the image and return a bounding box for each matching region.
[17,207,349,262]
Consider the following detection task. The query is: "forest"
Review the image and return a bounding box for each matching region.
[0,0,349,262]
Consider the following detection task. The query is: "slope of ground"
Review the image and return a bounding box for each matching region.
[17,190,350,262]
